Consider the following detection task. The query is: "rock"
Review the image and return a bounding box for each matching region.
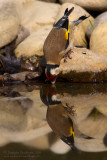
[59,0,107,11]
[0,137,9,147]
[76,115,107,152]
[0,89,51,142]
[87,12,107,38]
[50,139,70,154]
[62,93,107,124]
[15,26,30,47]
[59,47,107,82]
[0,0,21,48]
[97,105,107,116]
[22,0,35,4]
[15,25,52,57]
[90,23,107,54]
[75,136,107,152]
[38,0,56,2]
[9,71,40,82]
[21,1,60,32]
[20,90,47,120]
[56,3,94,47]
[61,91,107,151]
[22,0,56,4]
[23,135,50,149]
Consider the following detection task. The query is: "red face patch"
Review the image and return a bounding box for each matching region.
[46,74,55,81]
[46,74,59,82]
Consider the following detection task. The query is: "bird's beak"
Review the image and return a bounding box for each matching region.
[51,76,58,84]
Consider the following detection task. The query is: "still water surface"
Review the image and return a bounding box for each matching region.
[0,83,107,160]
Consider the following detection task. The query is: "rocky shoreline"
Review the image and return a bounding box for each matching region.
[0,0,107,83]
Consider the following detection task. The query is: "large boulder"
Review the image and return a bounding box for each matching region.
[90,23,107,54]
[86,12,107,38]
[59,47,107,82]
[59,0,107,11]
[0,89,51,142]
[0,0,21,48]
[15,25,52,58]
[21,1,60,32]
[15,0,61,58]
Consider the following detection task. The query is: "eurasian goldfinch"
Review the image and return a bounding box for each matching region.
[43,7,89,84]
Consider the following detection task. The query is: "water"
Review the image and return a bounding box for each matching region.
[0,82,107,160]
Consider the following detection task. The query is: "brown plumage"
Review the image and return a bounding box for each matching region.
[44,28,67,65]
[43,8,89,84]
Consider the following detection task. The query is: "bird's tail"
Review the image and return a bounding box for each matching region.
[53,7,74,29]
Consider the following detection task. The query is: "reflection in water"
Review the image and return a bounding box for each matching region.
[0,83,106,157]
[40,83,107,152]
[40,85,94,150]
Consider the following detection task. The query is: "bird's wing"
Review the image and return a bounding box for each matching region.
[44,8,74,64]
[43,27,69,64]
[72,15,90,26]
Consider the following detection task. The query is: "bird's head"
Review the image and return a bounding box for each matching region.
[45,64,60,84]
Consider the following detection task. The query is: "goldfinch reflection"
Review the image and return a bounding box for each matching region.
[40,85,93,150]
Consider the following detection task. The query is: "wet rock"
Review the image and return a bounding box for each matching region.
[75,136,107,152]
[56,3,94,47]
[11,71,40,81]
[50,139,70,154]
[90,23,107,54]
[0,0,21,48]
[20,90,47,120]
[59,0,107,11]
[62,93,107,123]
[59,47,107,82]
[21,1,60,32]
[0,137,9,147]
[0,71,40,83]
[23,135,50,149]
[0,89,51,142]
[86,12,107,38]
[76,116,107,152]
[61,92,107,152]
[15,25,52,58]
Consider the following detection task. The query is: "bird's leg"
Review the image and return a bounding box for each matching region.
[63,49,73,63]
[64,104,75,116]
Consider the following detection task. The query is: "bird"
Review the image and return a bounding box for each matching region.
[40,85,93,150]
[43,7,89,84]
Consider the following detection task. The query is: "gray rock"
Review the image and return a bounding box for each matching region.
[90,23,107,54]
[59,47,107,82]
[0,0,21,48]
[87,12,107,38]
[59,0,107,11]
